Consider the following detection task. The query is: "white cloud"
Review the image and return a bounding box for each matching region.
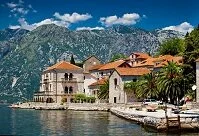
[9,25,20,29]
[9,18,70,31]
[76,27,104,31]
[7,3,18,8]
[54,12,92,23]
[6,0,36,17]
[100,13,140,27]
[9,12,93,31]
[11,7,29,15]
[162,22,194,34]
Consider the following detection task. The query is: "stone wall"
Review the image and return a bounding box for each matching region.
[110,107,199,132]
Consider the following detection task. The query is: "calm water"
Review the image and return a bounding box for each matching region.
[0,104,198,136]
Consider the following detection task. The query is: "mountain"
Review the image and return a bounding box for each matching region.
[153,29,185,43]
[0,28,29,59]
[0,24,184,102]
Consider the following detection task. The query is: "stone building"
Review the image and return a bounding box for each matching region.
[83,56,101,95]
[33,61,84,103]
[83,56,101,72]
[109,67,150,104]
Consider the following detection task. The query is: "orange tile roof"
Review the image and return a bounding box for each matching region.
[99,60,130,71]
[134,58,155,67]
[45,61,82,71]
[115,67,150,76]
[134,55,183,68]
[89,64,105,71]
[133,52,151,59]
[88,78,108,87]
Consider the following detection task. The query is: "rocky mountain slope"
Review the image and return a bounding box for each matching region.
[0,24,184,102]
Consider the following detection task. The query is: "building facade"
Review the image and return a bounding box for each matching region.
[33,61,84,103]
[109,67,150,104]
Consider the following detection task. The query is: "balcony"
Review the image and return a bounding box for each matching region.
[43,78,49,84]
[61,78,77,83]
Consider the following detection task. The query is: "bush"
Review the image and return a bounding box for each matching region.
[74,94,96,103]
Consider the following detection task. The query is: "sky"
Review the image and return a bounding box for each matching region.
[0,0,198,33]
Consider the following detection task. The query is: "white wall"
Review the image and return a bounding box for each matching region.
[83,73,98,95]
[109,71,126,104]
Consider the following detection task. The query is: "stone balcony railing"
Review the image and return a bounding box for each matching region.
[61,78,77,83]
[43,78,49,84]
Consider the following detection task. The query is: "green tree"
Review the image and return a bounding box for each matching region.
[135,72,159,99]
[183,27,199,95]
[98,80,109,100]
[110,53,126,62]
[70,54,75,64]
[157,38,185,56]
[158,61,184,104]
[124,81,137,94]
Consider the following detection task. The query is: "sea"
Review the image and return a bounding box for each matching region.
[0,104,198,136]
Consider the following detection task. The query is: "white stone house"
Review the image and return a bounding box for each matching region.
[83,56,101,95]
[33,61,84,103]
[109,67,150,104]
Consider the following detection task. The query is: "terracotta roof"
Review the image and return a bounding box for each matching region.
[89,64,105,71]
[134,58,155,67]
[88,78,108,87]
[133,52,151,59]
[45,61,82,71]
[115,67,150,76]
[134,55,183,68]
[98,60,130,71]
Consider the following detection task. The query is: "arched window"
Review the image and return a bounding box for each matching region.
[69,86,73,94]
[64,86,68,94]
[46,97,53,103]
[64,73,68,80]
[69,73,73,80]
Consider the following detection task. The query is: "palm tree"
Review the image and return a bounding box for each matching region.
[124,81,137,94]
[157,61,184,105]
[136,72,159,99]
[98,80,109,100]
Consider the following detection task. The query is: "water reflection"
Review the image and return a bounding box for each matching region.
[2,105,199,136]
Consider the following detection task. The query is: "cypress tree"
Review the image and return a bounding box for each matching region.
[70,54,75,64]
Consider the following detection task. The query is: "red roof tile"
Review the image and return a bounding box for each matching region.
[115,67,150,76]
[45,61,82,71]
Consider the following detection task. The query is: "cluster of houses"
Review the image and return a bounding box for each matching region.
[33,52,183,104]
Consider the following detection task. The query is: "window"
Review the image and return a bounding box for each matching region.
[69,86,73,94]
[133,79,137,82]
[64,73,68,80]
[84,76,85,80]
[101,72,103,76]
[83,89,85,93]
[69,73,73,80]
[50,84,52,92]
[64,86,68,93]
[114,78,118,86]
